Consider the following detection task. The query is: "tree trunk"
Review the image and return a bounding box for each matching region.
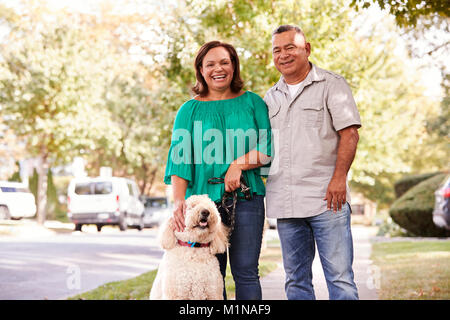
[146,167,157,195]
[36,152,49,225]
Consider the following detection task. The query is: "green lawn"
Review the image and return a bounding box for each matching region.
[371,240,450,300]
[69,239,282,300]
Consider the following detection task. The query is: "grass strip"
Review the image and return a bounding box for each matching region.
[371,240,450,300]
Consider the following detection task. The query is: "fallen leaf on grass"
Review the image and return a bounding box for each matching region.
[411,289,424,297]
[432,286,441,293]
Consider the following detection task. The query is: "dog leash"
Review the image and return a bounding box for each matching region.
[207,176,252,235]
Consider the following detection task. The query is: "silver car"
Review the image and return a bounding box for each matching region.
[142,196,171,228]
[432,175,450,230]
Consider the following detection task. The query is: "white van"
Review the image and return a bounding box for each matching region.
[0,181,37,220]
[67,177,144,232]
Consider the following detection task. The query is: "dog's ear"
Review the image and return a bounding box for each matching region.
[159,217,177,250]
[209,222,229,255]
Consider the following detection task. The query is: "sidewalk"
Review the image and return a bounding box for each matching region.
[260,225,379,300]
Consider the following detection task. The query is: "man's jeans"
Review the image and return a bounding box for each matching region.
[216,195,265,300]
[277,203,359,300]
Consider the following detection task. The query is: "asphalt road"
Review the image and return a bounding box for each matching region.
[0,226,164,300]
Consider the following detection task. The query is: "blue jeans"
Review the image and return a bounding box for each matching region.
[216,195,265,300]
[277,202,359,300]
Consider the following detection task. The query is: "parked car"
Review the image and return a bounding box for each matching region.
[142,196,171,228]
[0,181,37,220]
[67,177,144,232]
[432,175,450,230]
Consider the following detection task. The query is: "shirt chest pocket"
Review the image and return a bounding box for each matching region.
[268,103,282,129]
[298,101,324,128]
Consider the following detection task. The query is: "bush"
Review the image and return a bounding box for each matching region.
[390,173,450,237]
[394,172,442,198]
[376,216,412,237]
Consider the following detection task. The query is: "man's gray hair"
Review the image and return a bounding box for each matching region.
[272,25,305,38]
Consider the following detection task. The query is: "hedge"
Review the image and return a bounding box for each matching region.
[390,173,450,237]
[394,172,442,198]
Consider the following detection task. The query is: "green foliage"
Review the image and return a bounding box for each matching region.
[0,6,176,217]
[376,217,411,237]
[7,162,21,182]
[389,173,450,237]
[394,172,443,198]
[427,73,450,139]
[351,0,450,27]
[0,23,119,164]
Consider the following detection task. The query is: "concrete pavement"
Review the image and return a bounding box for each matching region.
[260,225,379,300]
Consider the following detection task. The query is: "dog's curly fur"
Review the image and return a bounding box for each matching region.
[149,194,229,300]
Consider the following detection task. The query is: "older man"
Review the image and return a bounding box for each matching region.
[264,25,361,300]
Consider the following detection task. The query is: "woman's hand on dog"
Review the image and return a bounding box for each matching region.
[172,199,186,232]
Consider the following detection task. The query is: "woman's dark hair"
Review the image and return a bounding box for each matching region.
[192,41,244,96]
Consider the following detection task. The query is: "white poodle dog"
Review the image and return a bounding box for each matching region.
[150,194,229,300]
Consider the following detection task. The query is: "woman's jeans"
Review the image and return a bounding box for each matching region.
[216,195,265,300]
[277,202,359,300]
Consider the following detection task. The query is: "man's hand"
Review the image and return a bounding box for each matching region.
[324,125,359,213]
[324,174,347,212]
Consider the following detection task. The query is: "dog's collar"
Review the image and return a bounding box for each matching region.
[177,239,210,248]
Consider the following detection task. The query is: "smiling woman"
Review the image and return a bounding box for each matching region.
[192,41,244,99]
[200,47,234,94]
[163,40,272,300]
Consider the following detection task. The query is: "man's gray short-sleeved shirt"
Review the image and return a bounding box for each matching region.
[264,64,361,218]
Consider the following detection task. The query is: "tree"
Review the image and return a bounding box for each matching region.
[0,19,120,224]
[351,0,450,162]
[90,55,182,194]
[351,0,449,27]
[0,1,182,212]
[65,7,185,195]
[0,117,26,180]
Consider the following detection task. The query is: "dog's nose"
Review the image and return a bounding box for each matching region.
[201,210,210,218]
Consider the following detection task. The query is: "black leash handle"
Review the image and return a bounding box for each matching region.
[207,176,252,200]
[207,177,225,185]
[207,177,238,234]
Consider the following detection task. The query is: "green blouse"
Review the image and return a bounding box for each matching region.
[164,91,272,203]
